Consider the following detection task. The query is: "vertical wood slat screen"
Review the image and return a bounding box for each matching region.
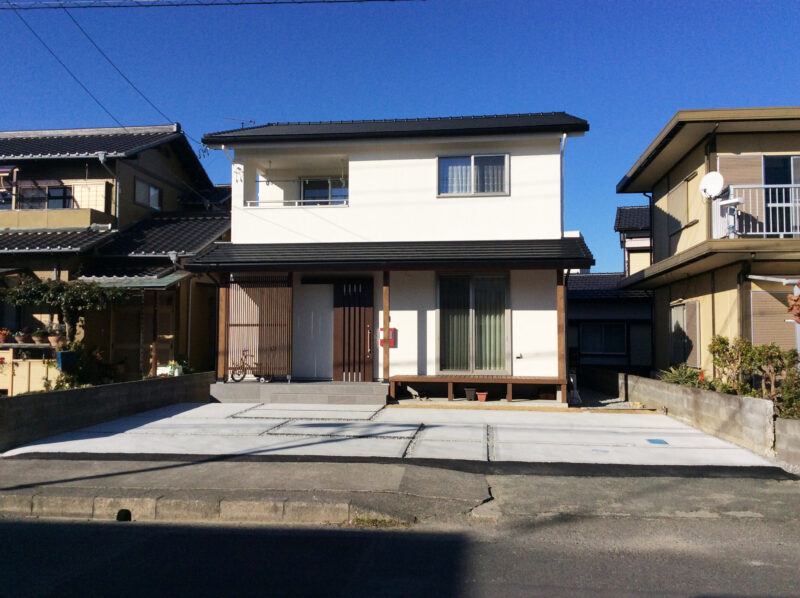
[333,280,373,382]
[751,291,796,351]
[228,274,292,377]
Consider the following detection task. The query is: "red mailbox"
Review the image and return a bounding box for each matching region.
[379,327,396,347]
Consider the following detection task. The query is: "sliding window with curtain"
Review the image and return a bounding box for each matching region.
[438,154,507,195]
[439,276,507,372]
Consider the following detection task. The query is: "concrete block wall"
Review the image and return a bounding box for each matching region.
[620,374,775,457]
[0,372,214,452]
[776,418,800,466]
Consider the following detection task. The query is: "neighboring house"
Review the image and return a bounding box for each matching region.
[614,205,652,276]
[567,206,653,377]
[189,112,594,402]
[617,107,800,374]
[80,212,230,379]
[0,124,224,381]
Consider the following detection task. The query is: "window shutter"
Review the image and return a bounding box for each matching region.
[717,155,763,186]
[751,291,796,351]
[684,301,700,368]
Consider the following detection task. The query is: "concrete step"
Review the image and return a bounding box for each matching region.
[210,382,388,404]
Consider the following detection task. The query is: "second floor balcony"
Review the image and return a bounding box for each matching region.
[712,184,800,239]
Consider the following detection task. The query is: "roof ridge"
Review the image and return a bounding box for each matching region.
[205,111,577,137]
[0,124,179,139]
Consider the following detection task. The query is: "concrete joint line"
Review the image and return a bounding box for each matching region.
[367,406,385,421]
[258,419,291,436]
[487,424,495,461]
[400,423,425,458]
[230,403,269,419]
[261,431,412,441]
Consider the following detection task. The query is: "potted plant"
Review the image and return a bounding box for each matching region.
[47,324,66,347]
[0,328,12,343]
[32,328,48,344]
[14,327,32,344]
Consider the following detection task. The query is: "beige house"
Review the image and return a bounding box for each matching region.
[0,124,226,387]
[618,107,800,374]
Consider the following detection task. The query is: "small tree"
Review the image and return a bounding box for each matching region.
[2,278,127,342]
[751,343,799,402]
[708,335,754,395]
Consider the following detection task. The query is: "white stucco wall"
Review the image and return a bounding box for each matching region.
[230,135,565,244]
[509,270,558,376]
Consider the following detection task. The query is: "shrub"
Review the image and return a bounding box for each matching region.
[659,363,703,387]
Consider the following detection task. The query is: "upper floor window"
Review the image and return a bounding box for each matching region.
[438,154,508,196]
[135,178,162,210]
[18,185,74,210]
[300,178,348,206]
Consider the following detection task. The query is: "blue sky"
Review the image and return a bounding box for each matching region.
[2,0,799,271]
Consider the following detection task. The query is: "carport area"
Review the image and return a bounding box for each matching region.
[2,403,774,467]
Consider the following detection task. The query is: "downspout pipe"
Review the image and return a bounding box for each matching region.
[559,133,567,236]
[97,152,120,227]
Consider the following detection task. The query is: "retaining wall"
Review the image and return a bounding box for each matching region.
[0,372,214,452]
[606,371,799,467]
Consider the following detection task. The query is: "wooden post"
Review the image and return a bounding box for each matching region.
[150,291,158,377]
[382,271,390,382]
[557,269,567,403]
[217,277,229,382]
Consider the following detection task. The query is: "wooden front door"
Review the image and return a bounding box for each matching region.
[333,279,374,381]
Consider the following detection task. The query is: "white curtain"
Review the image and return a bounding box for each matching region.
[439,157,471,194]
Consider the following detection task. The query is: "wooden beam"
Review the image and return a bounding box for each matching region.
[382,270,390,381]
[217,278,229,381]
[557,269,567,403]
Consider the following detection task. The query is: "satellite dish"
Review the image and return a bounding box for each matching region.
[700,171,725,199]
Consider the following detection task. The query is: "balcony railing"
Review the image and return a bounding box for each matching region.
[712,184,800,239]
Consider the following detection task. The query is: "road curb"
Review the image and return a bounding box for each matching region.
[0,491,413,526]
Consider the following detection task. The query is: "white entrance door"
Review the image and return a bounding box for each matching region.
[292,284,334,380]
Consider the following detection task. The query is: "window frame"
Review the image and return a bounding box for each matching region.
[435,273,511,375]
[134,178,163,210]
[578,322,627,356]
[436,153,510,198]
[299,177,349,206]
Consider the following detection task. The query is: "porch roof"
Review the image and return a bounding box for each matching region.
[184,237,594,272]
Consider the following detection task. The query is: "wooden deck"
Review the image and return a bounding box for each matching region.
[389,375,567,403]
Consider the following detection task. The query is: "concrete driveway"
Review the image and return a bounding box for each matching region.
[2,403,774,467]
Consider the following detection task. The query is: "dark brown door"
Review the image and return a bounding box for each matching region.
[333,279,374,381]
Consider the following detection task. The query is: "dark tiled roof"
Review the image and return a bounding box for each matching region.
[203,112,589,145]
[186,237,595,272]
[567,272,651,299]
[614,205,650,232]
[0,125,183,160]
[79,260,173,278]
[99,212,230,258]
[0,227,113,253]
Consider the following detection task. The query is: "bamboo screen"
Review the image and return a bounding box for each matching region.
[228,274,292,377]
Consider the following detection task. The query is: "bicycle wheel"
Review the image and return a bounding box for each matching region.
[229,367,245,382]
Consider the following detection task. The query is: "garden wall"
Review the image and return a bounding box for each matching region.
[610,372,799,467]
[0,372,214,452]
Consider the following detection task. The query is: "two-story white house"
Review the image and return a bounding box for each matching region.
[190,113,593,403]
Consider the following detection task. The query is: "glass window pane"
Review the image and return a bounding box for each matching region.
[475,155,506,193]
[19,187,46,210]
[149,185,161,209]
[440,277,470,370]
[302,179,331,205]
[438,156,471,194]
[135,179,150,206]
[330,178,348,205]
[474,277,505,370]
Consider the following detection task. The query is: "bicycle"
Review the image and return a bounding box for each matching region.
[229,349,272,383]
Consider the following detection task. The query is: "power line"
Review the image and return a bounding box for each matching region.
[60,6,206,151]
[6,1,127,128]
[1,0,421,10]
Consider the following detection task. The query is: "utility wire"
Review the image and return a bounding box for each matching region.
[59,5,205,150]
[6,1,127,128]
[2,0,421,9]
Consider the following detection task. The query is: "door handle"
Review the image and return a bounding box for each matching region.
[366,325,372,358]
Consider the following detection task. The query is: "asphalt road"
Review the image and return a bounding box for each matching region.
[3,513,799,597]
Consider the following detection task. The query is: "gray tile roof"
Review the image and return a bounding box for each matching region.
[567,272,651,299]
[0,227,113,253]
[614,206,650,232]
[203,112,589,145]
[98,212,230,258]
[79,260,173,278]
[186,237,595,271]
[0,125,182,160]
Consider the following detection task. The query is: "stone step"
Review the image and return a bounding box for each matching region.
[262,383,388,396]
[209,382,387,404]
